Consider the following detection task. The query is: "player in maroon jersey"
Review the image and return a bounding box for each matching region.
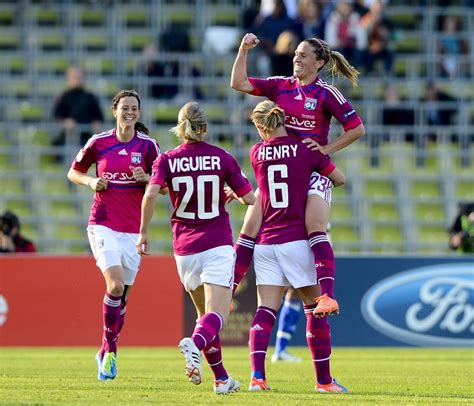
[244,100,349,393]
[67,90,160,380]
[137,101,255,395]
[231,33,365,317]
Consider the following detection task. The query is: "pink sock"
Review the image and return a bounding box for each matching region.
[304,304,332,384]
[203,333,228,381]
[308,232,335,298]
[102,292,122,354]
[233,234,256,294]
[249,306,277,380]
[192,312,223,351]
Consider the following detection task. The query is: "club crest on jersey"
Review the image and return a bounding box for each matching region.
[131,152,142,164]
[304,98,317,111]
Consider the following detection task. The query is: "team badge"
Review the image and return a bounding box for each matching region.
[131,152,142,164]
[304,98,317,110]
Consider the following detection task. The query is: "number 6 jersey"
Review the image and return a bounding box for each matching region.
[150,141,252,255]
[250,136,336,245]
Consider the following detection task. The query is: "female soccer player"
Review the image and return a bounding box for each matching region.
[246,100,348,393]
[231,33,365,316]
[67,90,160,380]
[137,101,255,395]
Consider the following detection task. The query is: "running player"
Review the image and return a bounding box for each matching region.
[67,90,160,380]
[137,101,255,395]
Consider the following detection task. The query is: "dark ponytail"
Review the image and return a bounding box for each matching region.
[134,122,149,135]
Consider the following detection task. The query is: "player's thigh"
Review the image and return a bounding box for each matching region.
[305,194,330,233]
[275,240,317,289]
[254,244,288,287]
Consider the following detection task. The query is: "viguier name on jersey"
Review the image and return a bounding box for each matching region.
[168,156,221,173]
[258,144,298,161]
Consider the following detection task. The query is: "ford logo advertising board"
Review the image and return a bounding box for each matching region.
[361,263,474,347]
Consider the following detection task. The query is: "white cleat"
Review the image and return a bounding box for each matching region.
[178,337,202,385]
[214,375,240,395]
[271,350,302,363]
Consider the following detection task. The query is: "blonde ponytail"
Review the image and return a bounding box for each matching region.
[170,102,207,142]
[251,100,285,133]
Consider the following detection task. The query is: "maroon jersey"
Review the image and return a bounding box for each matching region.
[150,141,252,255]
[71,129,160,233]
[249,76,362,144]
[250,136,336,244]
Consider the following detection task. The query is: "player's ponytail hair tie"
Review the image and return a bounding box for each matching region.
[171,102,208,142]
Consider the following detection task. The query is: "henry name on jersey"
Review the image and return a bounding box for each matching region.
[168,155,221,173]
[257,144,298,161]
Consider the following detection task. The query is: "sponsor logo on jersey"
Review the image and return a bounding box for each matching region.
[118,148,128,155]
[285,116,316,130]
[361,263,474,347]
[131,152,142,164]
[294,93,303,100]
[304,98,317,110]
[102,172,135,181]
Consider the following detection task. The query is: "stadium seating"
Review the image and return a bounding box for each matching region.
[0,1,472,255]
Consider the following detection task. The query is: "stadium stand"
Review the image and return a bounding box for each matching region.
[0,0,472,255]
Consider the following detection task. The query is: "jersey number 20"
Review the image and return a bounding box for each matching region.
[172,175,219,219]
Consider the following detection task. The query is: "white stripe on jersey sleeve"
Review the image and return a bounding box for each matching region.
[317,79,346,105]
[137,131,161,155]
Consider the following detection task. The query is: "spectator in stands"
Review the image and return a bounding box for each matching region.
[254,0,299,55]
[137,101,255,394]
[295,0,325,41]
[325,0,365,68]
[139,43,179,100]
[52,66,104,149]
[67,90,160,381]
[423,81,457,137]
[438,15,467,79]
[270,30,299,76]
[360,0,394,75]
[382,85,415,139]
[448,202,474,254]
[0,210,36,253]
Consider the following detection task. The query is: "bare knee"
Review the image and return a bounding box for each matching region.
[107,281,125,296]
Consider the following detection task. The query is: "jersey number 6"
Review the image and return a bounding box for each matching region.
[268,164,289,209]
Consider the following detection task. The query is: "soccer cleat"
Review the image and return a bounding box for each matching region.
[95,352,107,381]
[178,337,203,385]
[271,350,302,363]
[100,352,117,380]
[214,375,241,395]
[316,378,350,393]
[313,294,339,317]
[248,377,271,391]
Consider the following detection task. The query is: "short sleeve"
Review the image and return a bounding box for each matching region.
[149,153,169,188]
[225,153,252,197]
[311,150,336,177]
[145,137,160,173]
[248,76,284,100]
[322,85,363,131]
[70,138,97,173]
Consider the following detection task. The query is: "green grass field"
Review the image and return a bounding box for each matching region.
[1,347,473,405]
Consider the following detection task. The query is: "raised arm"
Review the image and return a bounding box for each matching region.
[230,33,260,93]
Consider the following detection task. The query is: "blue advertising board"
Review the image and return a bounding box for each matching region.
[271,256,473,347]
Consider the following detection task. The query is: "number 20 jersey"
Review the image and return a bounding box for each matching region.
[150,141,252,255]
[250,136,336,245]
